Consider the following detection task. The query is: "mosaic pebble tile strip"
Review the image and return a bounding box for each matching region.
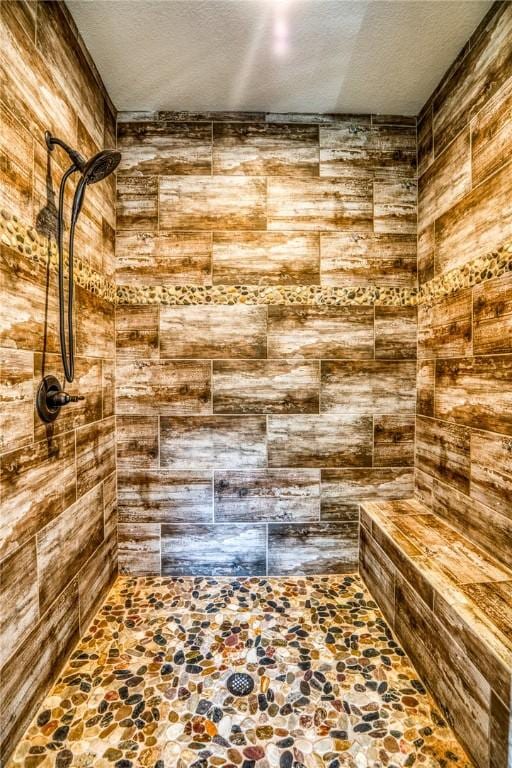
[8,575,472,768]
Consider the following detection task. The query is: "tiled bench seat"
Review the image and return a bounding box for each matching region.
[359,498,512,768]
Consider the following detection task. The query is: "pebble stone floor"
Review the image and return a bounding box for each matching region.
[9,575,473,768]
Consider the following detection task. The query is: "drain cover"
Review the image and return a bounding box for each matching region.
[226,672,254,696]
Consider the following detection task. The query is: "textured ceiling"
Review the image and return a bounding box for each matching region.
[67,0,492,116]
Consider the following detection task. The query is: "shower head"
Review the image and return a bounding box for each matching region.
[82,149,121,184]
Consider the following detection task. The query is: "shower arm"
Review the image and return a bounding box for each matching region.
[45,130,86,172]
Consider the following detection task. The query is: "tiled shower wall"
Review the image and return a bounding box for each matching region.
[0,2,117,760]
[415,0,512,568]
[115,111,418,576]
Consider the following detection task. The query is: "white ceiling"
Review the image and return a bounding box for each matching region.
[67,0,492,116]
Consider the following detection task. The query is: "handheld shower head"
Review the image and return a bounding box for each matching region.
[82,150,121,185]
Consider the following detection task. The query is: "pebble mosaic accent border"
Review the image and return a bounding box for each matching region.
[3,208,510,309]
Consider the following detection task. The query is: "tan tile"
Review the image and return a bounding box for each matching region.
[118,121,212,175]
[115,231,212,286]
[471,429,512,517]
[418,289,472,358]
[116,175,158,230]
[320,467,413,521]
[471,77,512,186]
[118,470,213,524]
[373,179,416,234]
[321,361,416,415]
[373,415,414,467]
[75,286,115,359]
[0,348,33,452]
[78,532,116,634]
[417,359,435,418]
[76,416,116,499]
[116,414,159,469]
[115,304,159,359]
[374,306,417,360]
[268,522,358,575]
[415,416,470,495]
[418,128,471,228]
[118,523,160,575]
[0,103,33,224]
[116,359,211,415]
[320,232,417,287]
[0,538,39,667]
[102,358,115,419]
[473,273,512,356]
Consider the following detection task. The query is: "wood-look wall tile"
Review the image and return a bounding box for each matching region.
[414,467,434,508]
[319,232,417,287]
[0,537,39,667]
[417,102,433,177]
[417,359,435,417]
[214,469,320,522]
[432,2,512,157]
[471,78,512,187]
[116,359,211,415]
[320,467,413,521]
[267,305,374,359]
[268,522,358,575]
[158,110,266,122]
[417,128,471,228]
[118,121,212,175]
[102,471,118,540]
[461,581,512,656]
[1,431,76,561]
[267,414,372,468]
[118,470,212,524]
[373,179,417,234]
[0,580,79,765]
[161,523,266,576]
[433,480,512,575]
[159,176,266,230]
[115,231,212,286]
[321,361,416,415]
[116,415,159,469]
[212,360,319,414]
[78,532,117,634]
[490,689,512,768]
[34,354,102,441]
[160,416,267,469]
[116,176,158,231]
[319,122,416,178]
[118,523,160,575]
[435,160,512,274]
[0,348,33,452]
[470,430,512,518]
[374,306,417,360]
[102,219,116,278]
[37,484,104,614]
[417,223,435,285]
[359,525,396,625]
[373,415,415,467]
[102,359,115,418]
[76,416,116,499]
[415,416,470,495]
[75,287,115,359]
[267,177,373,231]
[212,123,318,177]
[417,289,472,359]
[435,355,512,436]
[212,232,320,285]
[160,305,267,359]
[473,273,512,355]
[115,305,159,359]
[0,103,33,224]
[393,573,490,767]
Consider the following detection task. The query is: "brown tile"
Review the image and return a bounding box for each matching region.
[1,431,76,561]
[417,359,435,417]
[0,348,33,452]
[417,223,434,285]
[118,523,160,575]
[267,414,372,468]
[435,160,512,274]
[267,305,374,359]
[417,128,471,228]
[471,77,512,186]
[116,359,211,415]
[374,306,417,360]
[118,470,212,524]
[320,467,413,521]
[116,415,159,469]
[0,538,38,667]
[460,581,512,651]
[0,580,79,765]
[78,532,117,634]
[116,175,158,230]
[115,231,212,286]
[430,539,511,586]
[103,471,117,540]
[414,466,434,508]
[359,525,395,626]
[418,289,472,358]
[214,469,320,522]
[34,354,102,441]
[471,429,512,518]
[373,179,416,234]
[490,689,512,768]
[160,305,267,359]
[102,358,115,418]
[321,361,416,415]
[268,176,372,231]
[320,232,417,287]
[212,232,319,286]
[435,355,512,436]
[415,416,470,495]
[159,176,266,230]
[0,103,33,224]
[75,287,115,359]
[102,218,116,277]
[212,360,319,414]
[161,523,266,576]
[213,122,318,176]
[473,273,512,356]
[115,305,159,359]
[160,416,267,469]
[76,416,116,499]
[268,522,358,575]
[417,101,433,177]
[158,110,266,122]
[373,415,415,467]
[118,121,212,175]
[433,480,512,571]
[36,484,104,614]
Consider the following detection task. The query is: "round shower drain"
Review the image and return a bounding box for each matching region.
[226,672,254,696]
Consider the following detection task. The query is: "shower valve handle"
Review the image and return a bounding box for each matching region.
[36,375,85,423]
[48,391,85,407]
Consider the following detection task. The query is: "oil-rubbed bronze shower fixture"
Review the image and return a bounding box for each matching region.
[36,374,84,423]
